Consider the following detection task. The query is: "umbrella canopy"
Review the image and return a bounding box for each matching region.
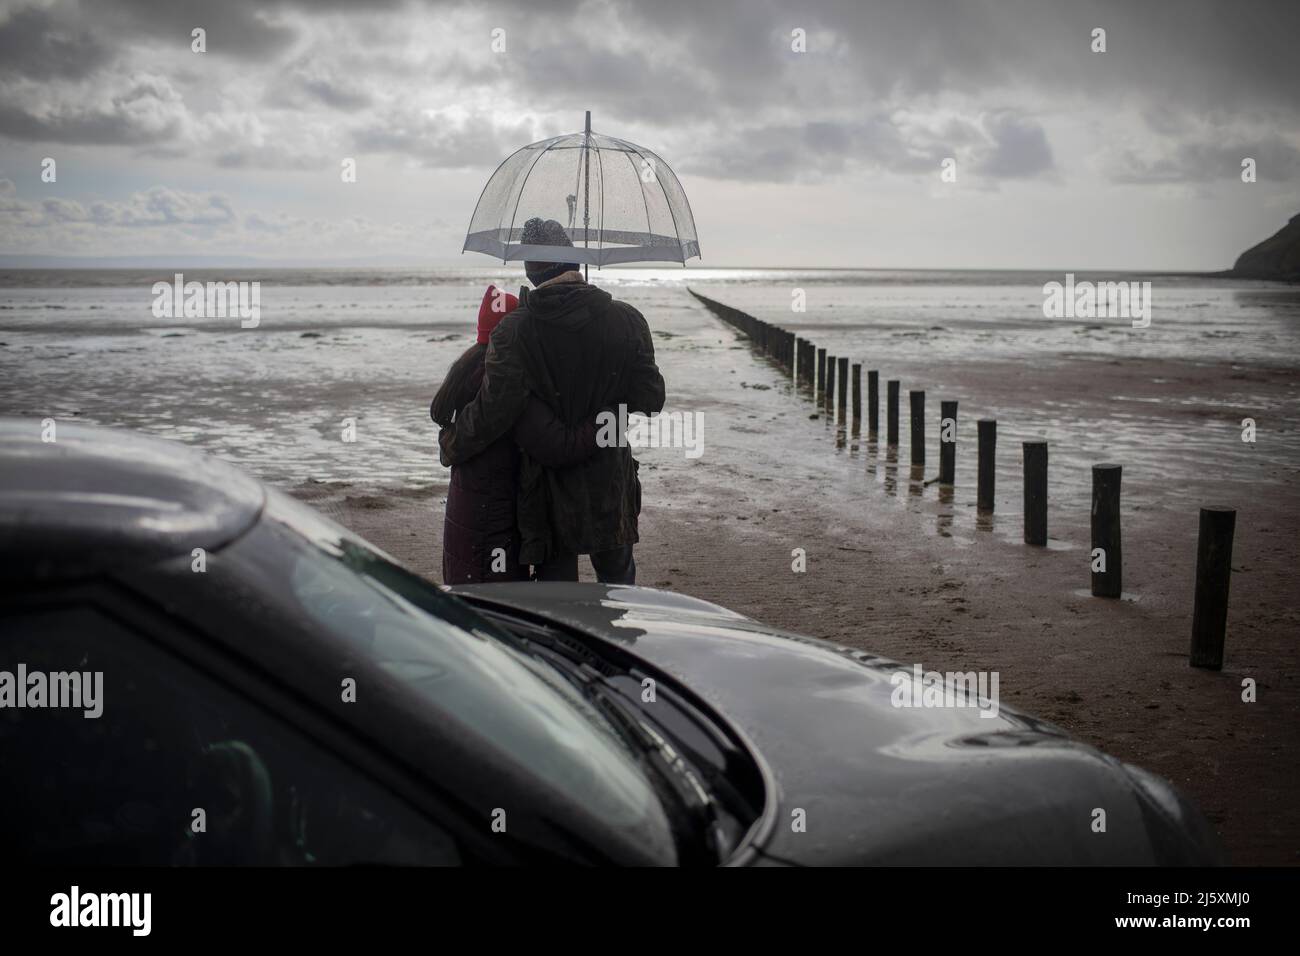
[463,112,700,268]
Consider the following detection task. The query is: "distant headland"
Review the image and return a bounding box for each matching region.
[1220,213,1300,281]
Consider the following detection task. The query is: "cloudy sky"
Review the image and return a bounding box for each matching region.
[1,0,1297,269]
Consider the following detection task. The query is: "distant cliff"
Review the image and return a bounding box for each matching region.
[1229,213,1300,280]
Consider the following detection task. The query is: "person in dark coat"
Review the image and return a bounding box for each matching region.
[430,285,599,585]
[437,218,666,584]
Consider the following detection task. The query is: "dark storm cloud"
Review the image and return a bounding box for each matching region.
[68,0,297,61]
[0,0,1296,183]
[680,116,922,182]
[680,110,1054,183]
[0,102,140,144]
[0,5,110,80]
[0,75,186,145]
[263,55,376,112]
[0,0,409,69]
[493,39,714,126]
[81,0,404,61]
[352,110,535,168]
[600,0,1300,118]
[454,0,1298,181]
[972,112,1055,179]
[1107,136,1300,186]
[298,76,373,111]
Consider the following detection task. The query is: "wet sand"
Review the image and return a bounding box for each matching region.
[294,289,1300,866]
[4,271,1296,864]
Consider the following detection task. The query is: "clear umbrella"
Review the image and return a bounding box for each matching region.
[463,111,700,274]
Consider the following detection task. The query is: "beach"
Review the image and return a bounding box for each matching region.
[2,267,1297,863]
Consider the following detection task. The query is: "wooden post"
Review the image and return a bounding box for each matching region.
[826,356,836,411]
[1023,440,1048,546]
[837,357,848,417]
[817,349,826,395]
[1190,507,1237,670]
[1091,464,1122,598]
[868,370,879,436]
[977,419,996,512]
[909,390,925,466]
[886,379,900,445]
[939,400,957,485]
[851,364,862,431]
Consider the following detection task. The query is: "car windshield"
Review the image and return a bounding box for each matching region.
[234,489,679,864]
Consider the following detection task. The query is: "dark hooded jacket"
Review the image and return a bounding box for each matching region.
[440,361,599,584]
[439,275,665,564]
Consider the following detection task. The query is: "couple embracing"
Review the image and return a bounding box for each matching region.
[431,218,664,585]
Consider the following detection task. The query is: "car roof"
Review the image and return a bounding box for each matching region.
[0,418,265,581]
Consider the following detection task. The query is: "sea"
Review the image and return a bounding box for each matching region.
[2,267,1298,537]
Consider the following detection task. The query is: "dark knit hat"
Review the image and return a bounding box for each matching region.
[520,217,579,286]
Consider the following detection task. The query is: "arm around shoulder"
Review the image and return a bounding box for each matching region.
[440,318,530,464]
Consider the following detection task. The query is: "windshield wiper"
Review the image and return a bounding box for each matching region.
[493,617,737,862]
[579,672,727,864]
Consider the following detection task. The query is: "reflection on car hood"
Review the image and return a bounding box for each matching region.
[451,582,1223,866]
[0,418,265,581]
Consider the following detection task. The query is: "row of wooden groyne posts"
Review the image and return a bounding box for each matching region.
[688,289,1239,671]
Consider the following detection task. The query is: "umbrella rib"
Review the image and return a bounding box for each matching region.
[490,133,571,249]
[621,147,654,255]
[612,134,688,261]
[465,143,529,254]
[667,157,701,262]
[571,136,583,234]
[643,145,687,263]
[594,138,607,266]
[503,141,556,262]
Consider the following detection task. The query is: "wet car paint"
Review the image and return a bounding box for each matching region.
[0,420,264,580]
[452,582,1225,866]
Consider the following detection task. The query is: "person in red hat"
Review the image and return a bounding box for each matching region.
[430,285,600,584]
[438,221,664,586]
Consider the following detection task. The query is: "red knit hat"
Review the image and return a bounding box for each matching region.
[477,284,519,343]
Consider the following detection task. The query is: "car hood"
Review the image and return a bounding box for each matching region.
[451,582,1223,866]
